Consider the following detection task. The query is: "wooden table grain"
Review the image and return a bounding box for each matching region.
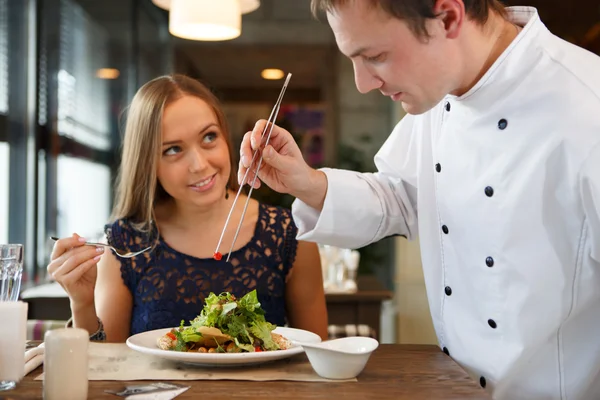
[2,344,490,400]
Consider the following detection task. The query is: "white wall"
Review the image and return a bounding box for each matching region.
[394,236,437,344]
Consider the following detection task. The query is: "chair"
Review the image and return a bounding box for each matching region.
[27,320,67,341]
[327,324,377,340]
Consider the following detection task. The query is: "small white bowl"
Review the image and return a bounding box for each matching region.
[298,336,379,380]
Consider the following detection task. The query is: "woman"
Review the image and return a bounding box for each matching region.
[48,75,328,342]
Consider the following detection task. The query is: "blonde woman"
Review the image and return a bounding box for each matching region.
[48,75,328,342]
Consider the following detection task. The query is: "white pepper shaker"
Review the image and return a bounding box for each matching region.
[43,328,89,400]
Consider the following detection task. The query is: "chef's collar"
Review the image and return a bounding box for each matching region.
[445,6,548,105]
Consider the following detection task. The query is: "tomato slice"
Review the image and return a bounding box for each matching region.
[254,346,263,352]
[166,332,176,341]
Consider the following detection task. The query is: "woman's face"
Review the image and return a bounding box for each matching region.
[157,95,231,209]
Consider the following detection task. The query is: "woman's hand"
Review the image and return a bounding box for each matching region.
[47,233,104,310]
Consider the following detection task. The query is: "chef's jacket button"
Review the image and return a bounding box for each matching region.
[485,186,494,197]
[480,376,487,388]
[488,319,497,329]
[442,225,449,234]
[435,163,441,173]
[486,257,494,267]
[445,102,451,112]
[444,286,452,296]
[498,119,508,130]
[443,347,450,356]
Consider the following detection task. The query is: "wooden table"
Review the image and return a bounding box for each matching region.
[3,345,489,399]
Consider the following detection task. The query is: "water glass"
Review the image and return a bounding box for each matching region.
[0,244,24,302]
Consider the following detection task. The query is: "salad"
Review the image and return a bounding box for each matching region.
[157,290,290,353]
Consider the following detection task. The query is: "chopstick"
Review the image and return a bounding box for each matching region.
[214,73,292,262]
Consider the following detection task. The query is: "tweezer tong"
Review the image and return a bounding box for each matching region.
[213,73,292,262]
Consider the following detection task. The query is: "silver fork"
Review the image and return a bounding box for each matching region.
[50,236,151,259]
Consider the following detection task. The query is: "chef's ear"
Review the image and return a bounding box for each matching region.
[433,0,464,40]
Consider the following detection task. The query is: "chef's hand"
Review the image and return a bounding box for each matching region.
[47,233,103,311]
[238,120,328,210]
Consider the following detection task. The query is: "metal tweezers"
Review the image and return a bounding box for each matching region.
[214,73,292,262]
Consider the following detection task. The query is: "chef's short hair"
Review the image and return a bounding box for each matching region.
[311,0,506,40]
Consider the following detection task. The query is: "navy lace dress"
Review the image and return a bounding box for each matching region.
[104,204,299,336]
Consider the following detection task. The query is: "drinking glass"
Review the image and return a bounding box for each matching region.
[0,244,24,302]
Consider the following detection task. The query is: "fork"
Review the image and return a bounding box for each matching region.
[50,236,151,259]
[214,73,292,262]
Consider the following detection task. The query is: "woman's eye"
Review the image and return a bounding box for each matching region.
[163,146,181,156]
[203,132,218,143]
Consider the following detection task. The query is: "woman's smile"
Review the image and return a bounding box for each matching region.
[188,173,217,193]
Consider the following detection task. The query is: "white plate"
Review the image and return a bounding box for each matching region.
[126,326,321,367]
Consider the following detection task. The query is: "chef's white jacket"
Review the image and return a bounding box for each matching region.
[292,7,600,400]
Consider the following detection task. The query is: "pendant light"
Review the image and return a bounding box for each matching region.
[169,0,241,41]
[152,0,260,14]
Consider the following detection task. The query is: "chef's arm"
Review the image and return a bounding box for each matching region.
[292,168,418,249]
[291,116,419,249]
[580,143,600,263]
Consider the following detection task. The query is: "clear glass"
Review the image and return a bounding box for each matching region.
[0,244,23,302]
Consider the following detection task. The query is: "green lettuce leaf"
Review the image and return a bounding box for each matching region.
[238,290,260,313]
[180,326,203,343]
[233,339,255,353]
[172,330,188,352]
[249,321,279,351]
[221,301,237,316]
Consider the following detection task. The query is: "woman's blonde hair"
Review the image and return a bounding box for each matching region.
[110,74,239,232]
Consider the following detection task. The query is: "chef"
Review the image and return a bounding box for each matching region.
[238,0,600,399]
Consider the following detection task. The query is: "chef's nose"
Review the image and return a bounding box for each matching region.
[353,61,383,94]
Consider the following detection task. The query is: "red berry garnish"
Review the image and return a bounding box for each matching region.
[213,252,222,261]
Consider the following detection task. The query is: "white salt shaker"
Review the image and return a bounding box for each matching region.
[43,328,89,400]
[0,301,28,390]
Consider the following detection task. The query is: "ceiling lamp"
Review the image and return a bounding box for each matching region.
[261,69,285,80]
[96,68,120,79]
[169,0,241,41]
[152,0,260,14]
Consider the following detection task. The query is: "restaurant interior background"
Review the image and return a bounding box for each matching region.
[1,0,599,345]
